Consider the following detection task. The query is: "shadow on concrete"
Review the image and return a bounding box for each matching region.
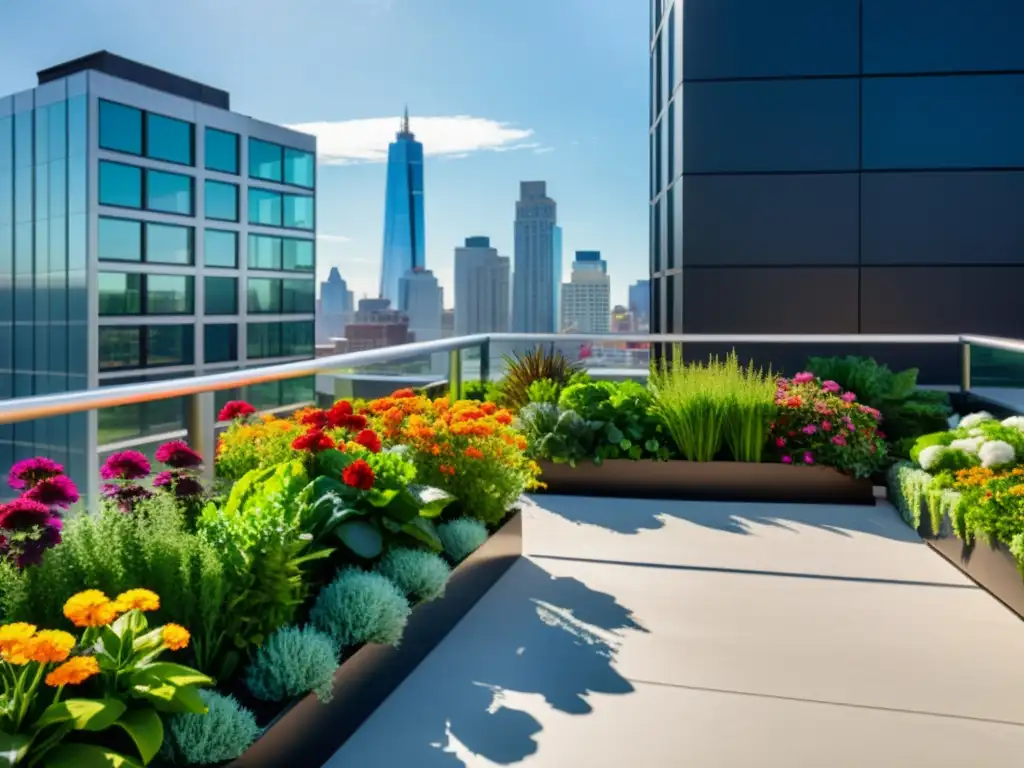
[326,558,644,767]
[525,494,919,542]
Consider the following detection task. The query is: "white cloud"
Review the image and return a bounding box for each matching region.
[533,147,555,154]
[287,115,536,165]
[317,233,352,243]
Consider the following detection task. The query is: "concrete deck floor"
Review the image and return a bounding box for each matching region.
[326,495,1024,767]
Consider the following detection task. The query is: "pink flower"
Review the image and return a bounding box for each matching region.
[218,400,256,421]
[7,457,64,490]
[793,372,814,384]
[24,475,79,510]
[821,380,841,393]
[814,401,832,414]
[775,378,789,390]
[775,437,786,447]
[803,452,815,464]
[821,420,832,431]
[781,455,793,464]
[831,435,847,446]
[841,391,857,403]
[858,405,881,420]
[877,430,887,440]
[0,498,53,530]
[801,424,817,435]
[155,440,203,469]
[101,450,151,481]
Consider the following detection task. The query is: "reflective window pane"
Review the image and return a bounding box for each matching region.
[283,194,314,229]
[99,326,142,370]
[48,101,66,161]
[205,128,239,174]
[145,223,193,265]
[147,325,194,367]
[204,179,238,222]
[98,101,142,155]
[282,320,314,357]
[247,321,281,359]
[248,278,281,313]
[282,237,314,271]
[98,217,142,262]
[248,188,282,226]
[205,276,238,315]
[282,278,315,313]
[204,229,237,268]
[248,234,281,270]
[98,272,142,315]
[249,138,283,182]
[204,324,238,363]
[146,169,193,215]
[99,161,142,208]
[147,274,193,315]
[284,147,315,188]
[146,113,193,166]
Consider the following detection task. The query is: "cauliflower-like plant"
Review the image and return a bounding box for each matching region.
[245,625,340,703]
[917,444,946,471]
[950,436,986,455]
[1002,416,1024,432]
[310,568,411,648]
[377,547,451,603]
[959,411,995,430]
[979,439,1016,469]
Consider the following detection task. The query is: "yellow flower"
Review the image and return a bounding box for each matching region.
[27,630,76,664]
[0,622,37,665]
[115,589,160,613]
[63,590,123,628]
[162,624,190,651]
[45,656,100,687]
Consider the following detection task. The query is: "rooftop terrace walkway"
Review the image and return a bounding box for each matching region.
[326,495,1024,767]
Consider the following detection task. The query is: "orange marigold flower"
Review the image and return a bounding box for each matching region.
[162,624,191,651]
[27,630,76,664]
[1009,485,1024,497]
[392,388,416,399]
[45,656,100,687]
[480,402,497,415]
[464,446,485,460]
[63,590,123,628]
[515,436,528,450]
[0,622,37,665]
[115,589,160,613]
[430,444,442,456]
[495,410,513,425]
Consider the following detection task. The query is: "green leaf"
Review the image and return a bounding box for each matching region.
[0,731,31,765]
[131,628,164,656]
[110,610,148,639]
[400,517,444,552]
[130,663,212,689]
[605,424,624,444]
[94,627,122,663]
[130,682,207,715]
[314,448,353,478]
[404,485,455,518]
[366,488,399,508]
[223,465,276,517]
[35,699,126,733]
[887,368,919,401]
[644,438,659,452]
[37,743,143,768]
[334,520,383,559]
[115,709,163,765]
[381,494,419,523]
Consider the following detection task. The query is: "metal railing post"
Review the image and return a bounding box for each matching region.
[479,337,491,386]
[960,340,972,393]
[186,391,216,484]
[448,348,463,402]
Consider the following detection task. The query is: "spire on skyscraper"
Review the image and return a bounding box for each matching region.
[401,104,410,135]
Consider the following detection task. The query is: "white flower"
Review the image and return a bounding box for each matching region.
[950,437,986,455]
[918,445,946,471]
[969,428,984,437]
[979,440,1016,469]
[959,411,995,430]
[1002,416,1024,432]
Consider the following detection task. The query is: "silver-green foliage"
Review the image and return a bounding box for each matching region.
[310,568,411,648]
[162,689,261,765]
[437,518,489,563]
[245,625,340,704]
[887,461,932,529]
[377,547,451,603]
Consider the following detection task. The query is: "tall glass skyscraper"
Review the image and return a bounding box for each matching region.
[512,181,558,333]
[379,108,425,308]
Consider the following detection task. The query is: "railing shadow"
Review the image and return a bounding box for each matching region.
[328,558,645,767]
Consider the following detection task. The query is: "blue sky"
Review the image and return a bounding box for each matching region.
[0,0,649,306]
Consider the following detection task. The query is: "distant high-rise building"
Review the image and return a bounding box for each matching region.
[561,251,611,334]
[379,107,424,307]
[512,182,558,333]
[398,268,442,344]
[552,225,563,330]
[344,297,411,353]
[440,308,455,338]
[317,267,354,342]
[454,236,510,336]
[628,280,651,327]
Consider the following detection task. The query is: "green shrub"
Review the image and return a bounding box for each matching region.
[463,380,503,403]
[245,625,340,703]
[526,378,560,404]
[556,380,672,462]
[161,689,261,765]
[516,403,598,466]
[377,547,451,603]
[310,568,411,648]
[437,518,489,563]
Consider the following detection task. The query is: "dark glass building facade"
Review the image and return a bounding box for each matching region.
[650,0,1024,380]
[379,109,425,309]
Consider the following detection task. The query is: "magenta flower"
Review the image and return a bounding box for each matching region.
[101,451,151,481]
[821,420,832,432]
[155,440,203,469]
[153,471,204,500]
[793,372,815,384]
[0,498,53,530]
[858,405,881,420]
[831,435,847,446]
[803,452,815,465]
[102,483,153,513]
[24,475,79,510]
[152,471,173,488]
[775,379,789,390]
[841,391,857,403]
[218,400,257,422]
[781,455,793,464]
[7,457,65,490]
[821,380,841,393]
[775,437,786,447]
[801,424,817,435]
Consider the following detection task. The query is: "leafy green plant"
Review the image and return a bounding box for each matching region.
[437,518,489,563]
[161,689,260,765]
[310,569,411,648]
[516,403,598,466]
[245,625,339,704]
[462,380,503,403]
[376,547,451,603]
[526,378,560,404]
[558,380,672,462]
[496,346,584,411]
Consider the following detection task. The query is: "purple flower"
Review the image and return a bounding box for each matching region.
[0,498,53,530]
[6,523,62,569]
[7,457,64,490]
[801,424,817,435]
[173,475,204,499]
[153,471,173,488]
[775,437,786,447]
[781,455,793,464]
[821,380,841,393]
[101,451,152,481]
[831,435,847,446]
[803,452,815,465]
[841,391,857,403]
[793,372,815,384]
[24,475,80,510]
[103,483,153,513]
[155,441,203,469]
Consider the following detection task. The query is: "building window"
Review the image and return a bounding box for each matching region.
[204,229,237,268]
[146,169,193,216]
[248,278,282,313]
[146,113,193,166]
[283,194,315,230]
[99,161,143,208]
[146,274,194,315]
[249,138,282,182]
[205,276,238,315]
[282,320,315,357]
[249,188,282,227]
[98,272,142,315]
[98,217,142,262]
[145,222,193,265]
[204,179,239,221]
[282,237,314,271]
[99,326,143,371]
[205,127,239,174]
[147,324,194,367]
[284,147,315,188]
[248,234,282,270]
[204,324,238,363]
[282,278,315,313]
[98,100,143,156]
[247,321,282,359]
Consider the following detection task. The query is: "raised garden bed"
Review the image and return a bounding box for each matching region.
[533,459,875,506]
[230,510,523,767]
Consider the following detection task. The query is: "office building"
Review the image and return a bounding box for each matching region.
[512,181,558,333]
[317,266,354,342]
[561,251,611,334]
[650,1,1024,379]
[379,107,424,308]
[0,51,316,494]
[399,267,444,374]
[454,236,510,336]
[344,297,410,353]
[441,308,455,338]
[628,279,651,329]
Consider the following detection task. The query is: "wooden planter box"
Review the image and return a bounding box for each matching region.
[533,459,875,506]
[229,511,523,767]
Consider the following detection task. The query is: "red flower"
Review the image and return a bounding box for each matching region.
[464,446,484,460]
[344,413,368,431]
[354,429,382,453]
[300,410,330,429]
[392,388,415,399]
[218,400,256,421]
[292,430,335,453]
[155,441,203,469]
[327,401,354,428]
[342,459,375,490]
[785,396,802,408]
